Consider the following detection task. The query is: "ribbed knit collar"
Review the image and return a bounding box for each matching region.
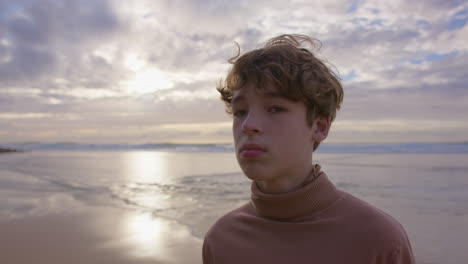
[250,164,342,221]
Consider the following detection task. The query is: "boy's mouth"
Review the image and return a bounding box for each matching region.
[239,144,267,158]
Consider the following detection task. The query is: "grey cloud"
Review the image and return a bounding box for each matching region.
[0,93,40,112]
[384,53,468,91]
[340,84,468,121]
[154,80,216,95]
[0,93,230,144]
[145,33,231,72]
[317,2,467,97]
[136,0,312,72]
[0,42,56,85]
[0,0,121,89]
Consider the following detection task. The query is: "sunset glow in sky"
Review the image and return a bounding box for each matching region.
[1,0,467,144]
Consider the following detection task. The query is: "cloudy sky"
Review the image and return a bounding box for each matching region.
[1,0,467,144]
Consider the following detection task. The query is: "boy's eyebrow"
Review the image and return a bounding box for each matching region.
[231,92,283,105]
[263,92,283,98]
[231,95,245,106]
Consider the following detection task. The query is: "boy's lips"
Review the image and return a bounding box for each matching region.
[239,144,267,158]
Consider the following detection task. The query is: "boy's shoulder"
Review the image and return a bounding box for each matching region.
[333,191,411,246]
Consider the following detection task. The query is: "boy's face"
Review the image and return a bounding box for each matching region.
[231,83,330,193]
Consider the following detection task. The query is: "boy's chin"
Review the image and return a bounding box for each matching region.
[241,167,271,182]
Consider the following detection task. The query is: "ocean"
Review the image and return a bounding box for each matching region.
[0,144,467,263]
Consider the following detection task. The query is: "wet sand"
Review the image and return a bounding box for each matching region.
[0,207,202,264]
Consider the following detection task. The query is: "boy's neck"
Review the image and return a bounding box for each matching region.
[255,163,316,194]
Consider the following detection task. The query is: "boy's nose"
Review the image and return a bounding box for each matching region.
[241,112,262,135]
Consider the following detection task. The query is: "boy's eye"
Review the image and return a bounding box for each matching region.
[233,110,247,117]
[268,106,286,113]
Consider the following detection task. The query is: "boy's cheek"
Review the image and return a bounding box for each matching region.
[232,128,244,142]
[231,122,242,133]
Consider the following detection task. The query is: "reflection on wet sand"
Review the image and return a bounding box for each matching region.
[121,151,202,262]
[121,211,203,263]
[117,151,203,262]
[126,212,164,257]
[0,207,203,264]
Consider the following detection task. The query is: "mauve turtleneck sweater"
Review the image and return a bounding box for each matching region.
[202,165,415,264]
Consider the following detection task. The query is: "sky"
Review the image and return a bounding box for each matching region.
[0,0,467,144]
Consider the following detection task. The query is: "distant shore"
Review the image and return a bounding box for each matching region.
[2,142,467,153]
[0,147,21,153]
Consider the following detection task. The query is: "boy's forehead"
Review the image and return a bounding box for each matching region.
[231,87,284,104]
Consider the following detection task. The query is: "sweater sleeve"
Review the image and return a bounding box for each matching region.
[202,238,214,264]
[374,243,415,264]
[392,240,416,264]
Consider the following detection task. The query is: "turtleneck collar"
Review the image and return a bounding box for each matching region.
[250,164,342,221]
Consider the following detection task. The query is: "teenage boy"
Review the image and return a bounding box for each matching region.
[203,34,415,264]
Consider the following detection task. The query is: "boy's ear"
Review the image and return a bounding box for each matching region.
[311,116,331,142]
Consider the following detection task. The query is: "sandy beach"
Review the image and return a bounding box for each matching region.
[0,206,202,264]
